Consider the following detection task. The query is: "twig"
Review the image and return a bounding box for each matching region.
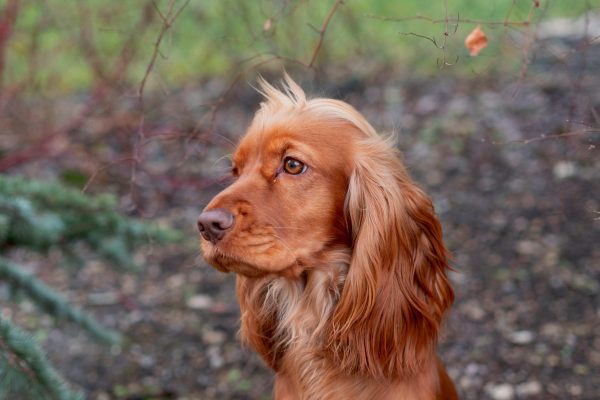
[0,0,20,95]
[138,0,190,99]
[307,0,344,68]
[490,129,600,145]
[437,0,459,67]
[511,0,542,97]
[502,0,517,27]
[77,4,108,83]
[128,0,190,206]
[82,156,135,193]
[396,1,460,68]
[366,13,531,27]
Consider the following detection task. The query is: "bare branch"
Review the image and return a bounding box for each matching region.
[490,129,600,145]
[0,0,20,95]
[307,0,344,68]
[366,13,531,27]
[138,0,190,99]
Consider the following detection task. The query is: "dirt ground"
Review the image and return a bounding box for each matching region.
[7,45,600,399]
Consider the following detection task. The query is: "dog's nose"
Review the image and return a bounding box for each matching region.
[197,209,235,244]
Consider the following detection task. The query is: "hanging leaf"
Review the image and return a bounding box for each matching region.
[465,25,488,56]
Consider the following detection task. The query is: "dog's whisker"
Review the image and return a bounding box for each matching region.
[268,233,300,269]
[211,153,233,169]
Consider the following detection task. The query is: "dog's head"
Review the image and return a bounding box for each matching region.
[199,76,363,278]
[199,75,453,378]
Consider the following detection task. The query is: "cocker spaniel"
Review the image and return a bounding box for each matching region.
[198,75,457,400]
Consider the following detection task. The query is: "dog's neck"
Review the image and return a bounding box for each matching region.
[236,248,350,365]
[268,253,349,351]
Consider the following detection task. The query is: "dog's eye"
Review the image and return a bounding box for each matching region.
[283,157,307,175]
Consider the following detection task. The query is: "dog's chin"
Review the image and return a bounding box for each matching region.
[212,255,269,278]
[202,243,300,278]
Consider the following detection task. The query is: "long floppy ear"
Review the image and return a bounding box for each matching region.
[329,135,454,379]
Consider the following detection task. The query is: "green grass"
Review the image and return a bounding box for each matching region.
[4,0,598,93]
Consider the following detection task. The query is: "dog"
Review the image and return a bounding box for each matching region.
[198,75,457,399]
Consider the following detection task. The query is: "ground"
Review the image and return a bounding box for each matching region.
[5,52,600,399]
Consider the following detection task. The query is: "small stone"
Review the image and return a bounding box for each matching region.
[570,274,600,294]
[202,329,226,345]
[546,354,560,366]
[462,301,486,321]
[516,240,541,256]
[138,355,155,368]
[507,330,534,345]
[516,381,542,397]
[574,364,588,375]
[167,273,185,289]
[568,384,583,396]
[187,294,213,310]
[415,95,438,114]
[553,161,577,179]
[465,362,483,376]
[589,350,600,365]
[459,376,476,389]
[540,323,562,338]
[485,383,515,400]
[207,345,224,369]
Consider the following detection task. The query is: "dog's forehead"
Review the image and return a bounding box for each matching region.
[232,125,279,165]
[233,119,348,166]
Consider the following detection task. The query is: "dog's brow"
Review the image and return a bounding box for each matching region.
[269,141,291,159]
[277,140,317,165]
[232,148,247,171]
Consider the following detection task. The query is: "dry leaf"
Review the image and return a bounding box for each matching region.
[465,25,488,56]
[263,18,272,32]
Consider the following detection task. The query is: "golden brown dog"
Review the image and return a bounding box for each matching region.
[198,76,457,399]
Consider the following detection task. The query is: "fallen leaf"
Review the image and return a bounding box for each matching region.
[465,25,488,56]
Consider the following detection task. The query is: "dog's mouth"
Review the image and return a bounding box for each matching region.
[201,241,271,278]
[201,238,304,278]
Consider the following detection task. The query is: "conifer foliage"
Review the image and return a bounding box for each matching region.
[0,175,180,399]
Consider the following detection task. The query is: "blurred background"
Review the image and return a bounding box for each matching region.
[0,0,598,399]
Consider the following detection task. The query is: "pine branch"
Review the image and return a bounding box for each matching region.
[0,175,181,271]
[0,316,83,400]
[0,257,121,345]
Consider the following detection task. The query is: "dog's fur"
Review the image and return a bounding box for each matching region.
[200,76,457,399]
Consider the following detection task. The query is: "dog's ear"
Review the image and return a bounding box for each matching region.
[329,136,454,379]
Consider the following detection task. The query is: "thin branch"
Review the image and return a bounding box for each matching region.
[399,31,439,47]
[138,0,190,99]
[490,129,600,145]
[307,0,344,68]
[366,13,531,27]
[130,0,190,206]
[0,0,20,95]
[512,0,543,97]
